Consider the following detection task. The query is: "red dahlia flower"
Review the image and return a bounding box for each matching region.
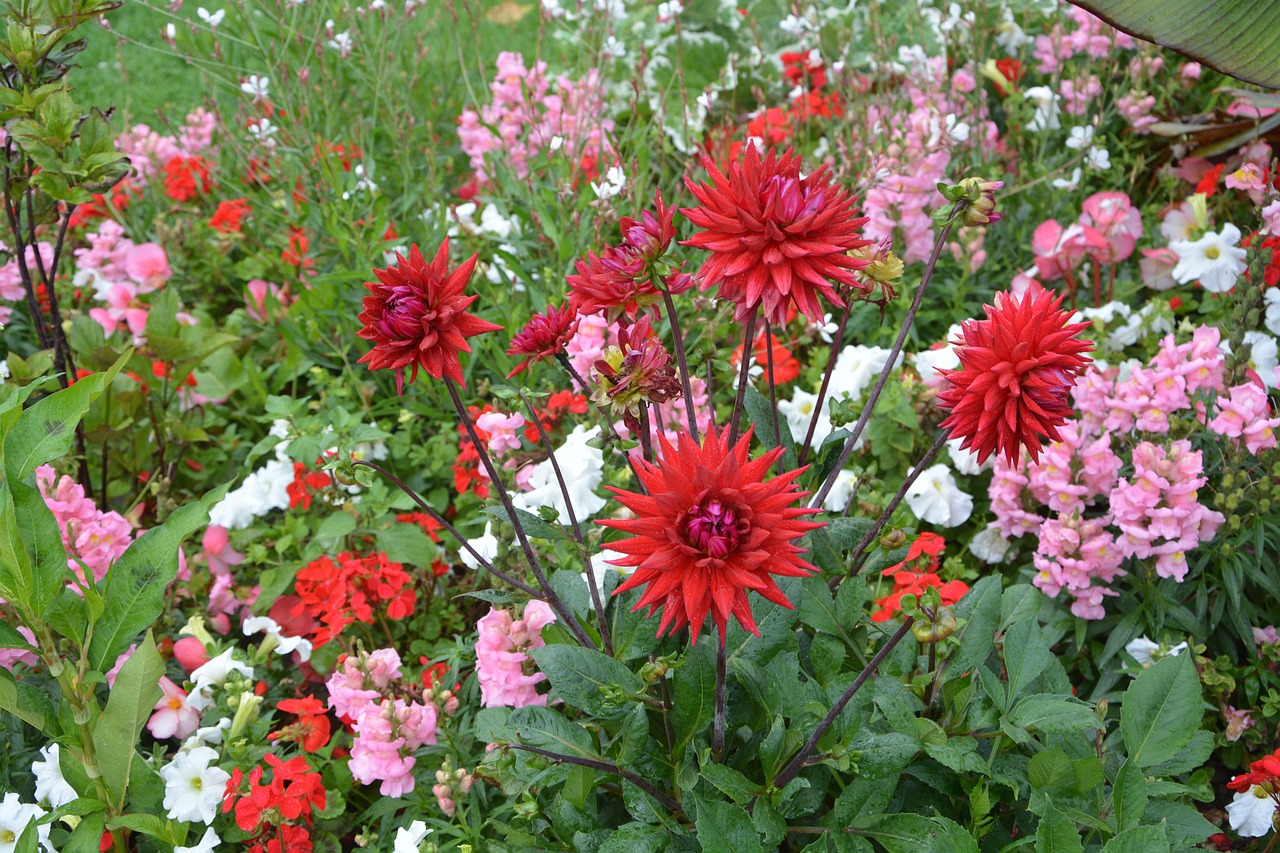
[601,426,823,643]
[681,145,870,326]
[356,240,502,393]
[937,285,1093,466]
[506,302,580,378]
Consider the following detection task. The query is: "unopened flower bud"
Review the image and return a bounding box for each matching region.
[639,659,669,682]
[880,529,907,551]
[912,608,958,643]
[956,177,1003,227]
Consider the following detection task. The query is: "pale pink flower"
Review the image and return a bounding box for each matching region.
[1225,162,1268,204]
[0,626,38,671]
[124,243,171,293]
[476,411,526,455]
[475,600,556,708]
[1139,248,1179,290]
[148,676,200,740]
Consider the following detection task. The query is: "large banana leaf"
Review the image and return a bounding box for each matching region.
[1069,0,1280,88]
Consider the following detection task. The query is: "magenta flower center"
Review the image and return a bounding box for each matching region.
[686,499,743,558]
[380,286,428,338]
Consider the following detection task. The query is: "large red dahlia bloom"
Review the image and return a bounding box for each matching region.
[681,146,870,326]
[357,240,502,392]
[937,285,1093,466]
[601,426,823,643]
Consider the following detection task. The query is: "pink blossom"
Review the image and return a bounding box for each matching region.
[123,243,171,292]
[173,636,210,673]
[148,676,200,739]
[1117,92,1157,133]
[475,600,556,708]
[245,279,290,321]
[476,411,526,454]
[35,464,133,586]
[1139,248,1179,290]
[1225,162,1268,204]
[0,626,38,671]
[1079,192,1142,263]
[1180,62,1202,80]
[201,525,245,576]
[326,648,404,719]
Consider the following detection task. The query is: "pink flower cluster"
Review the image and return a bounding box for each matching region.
[326,649,440,797]
[989,326,1275,619]
[0,242,53,327]
[1033,6,1135,74]
[475,600,556,708]
[36,464,133,586]
[116,108,217,185]
[858,56,998,263]
[73,220,190,342]
[1031,192,1143,289]
[457,52,614,183]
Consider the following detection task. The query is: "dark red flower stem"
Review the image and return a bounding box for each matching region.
[352,460,539,598]
[773,617,915,790]
[764,321,781,462]
[518,390,612,656]
[845,430,949,579]
[557,352,592,395]
[797,302,851,466]
[728,311,758,445]
[660,286,700,442]
[505,744,683,815]
[446,377,597,650]
[713,633,728,762]
[810,220,955,510]
[637,403,654,462]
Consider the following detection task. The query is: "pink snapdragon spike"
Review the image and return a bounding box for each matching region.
[147,676,200,740]
[36,464,133,587]
[123,242,172,292]
[475,600,556,708]
[475,411,526,454]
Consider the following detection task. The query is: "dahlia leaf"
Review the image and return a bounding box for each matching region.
[1068,0,1280,87]
[670,641,715,754]
[1119,652,1203,768]
[529,644,644,720]
[690,795,765,853]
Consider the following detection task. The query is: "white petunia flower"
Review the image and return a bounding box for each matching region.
[1065,125,1094,150]
[778,388,833,450]
[160,747,231,825]
[181,717,232,752]
[779,13,811,35]
[549,135,564,152]
[1170,223,1248,293]
[1124,635,1187,668]
[243,616,313,663]
[460,522,499,570]
[1023,86,1061,132]
[31,744,77,808]
[583,548,632,592]
[822,469,860,513]
[394,821,434,853]
[1265,288,1280,336]
[0,794,52,853]
[946,438,989,476]
[177,827,221,853]
[1244,332,1279,389]
[1227,786,1278,837]
[904,464,973,527]
[512,425,607,521]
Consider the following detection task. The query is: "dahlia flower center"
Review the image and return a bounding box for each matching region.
[686,499,743,558]
[382,289,429,337]
[762,174,823,227]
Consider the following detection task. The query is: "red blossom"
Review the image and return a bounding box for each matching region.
[357,240,502,393]
[163,155,212,202]
[287,463,333,511]
[937,285,1093,466]
[682,146,870,325]
[269,697,332,753]
[1196,163,1225,197]
[602,426,823,643]
[209,198,251,232]
[506,302,580,378]
[293,551,416,645]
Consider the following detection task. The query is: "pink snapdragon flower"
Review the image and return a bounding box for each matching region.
[475,600,556,708]
[1226,162,1268,204]
[476,411,526,454]
[35,465,133,586]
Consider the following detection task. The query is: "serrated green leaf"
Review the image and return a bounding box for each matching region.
[529,644,644,719]
[1120,653,1202,768]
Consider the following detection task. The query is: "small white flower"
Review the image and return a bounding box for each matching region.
[460,522,499,570]
[1170,223,1248,293]
[394,821,434,853]
[0,794,51,853]
[196,7,225,27]
[164,22,177,41]
[479,204,516,239]
[182,717,233,752]
[243,615,313,662]
[778,389,833,450]
[969,527,1012,564]
[1124,635,1187,668]
[946,438,989,476]
[656,0,683,21]
[31,744,77,808]
[1085,145,1111,170]
[779,13,811,35]
[945,115,970,142]
[602,35,627,58]
[549,135,564,152]
[591,165,627,200]
[0,360,9,383]
[1051,167,1083,192]
[177,827,221,853]
[240,74,270,100]
[1227,786,1278,837]
[822,469,860,513]
[1023,86,1061,132]
[188,649,254,711]
[904,464,973,527]
[247,117,278,141]
[160,747,231,825]
[1065,125,1094,151]
[328,31,354,56]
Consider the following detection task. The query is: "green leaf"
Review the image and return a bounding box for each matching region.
[1004,695,1100,738]
[1002,619,1053,705]
[1143,801,1218,849]
[0,620,34,649]
[1101,825,1168,853]
[88,483,229,670]
[853,814,943,853]
[948,576,1002,676]
[692,796,765,853]
[1029,748,1074,791]
[3,351,127,480]
[0,667,57,734]
[671,641,714,753]
[62,810,106,853]
[374,523,437,568]
[3,476,69,620]
[529,644,644,719]
[1120,653,1203,768]
[1111,760,1148,832]
[1069,0,1280,88]
[598,824,670,853]
[1034,804,1083,853]
[700,763,760,805]
[314,511,356,545]
[506,705,598,760]
[92,632,163,809]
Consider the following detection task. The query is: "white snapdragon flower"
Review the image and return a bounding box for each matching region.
[904,464,973,527]
[160,747,231,825]
[1170,223,1248,293]
[394,821,434,853]
[512,425,607,521]
[31,744,77,808]
[460,522,499,570]
[243,616,313,662]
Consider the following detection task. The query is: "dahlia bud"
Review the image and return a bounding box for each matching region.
[912,607,958,643]
[879,529,907,551]
[849,238,905,303]
[956,177,1003,227]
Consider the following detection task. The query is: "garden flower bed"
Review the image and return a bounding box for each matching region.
[1,0,1279,850]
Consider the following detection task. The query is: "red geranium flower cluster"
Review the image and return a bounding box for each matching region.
[68,179,137,229]
[281,227,313,271]
[871,533,969,622]
[268,697,332,753]
[223,754,326,853]
[210,198,251,232]
[1227,749,1280,794]
[293,551,416,645]
[163,155,212,202]
[287,463,333,511]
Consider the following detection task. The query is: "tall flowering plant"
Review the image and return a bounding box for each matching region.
[337,147,1214,848]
